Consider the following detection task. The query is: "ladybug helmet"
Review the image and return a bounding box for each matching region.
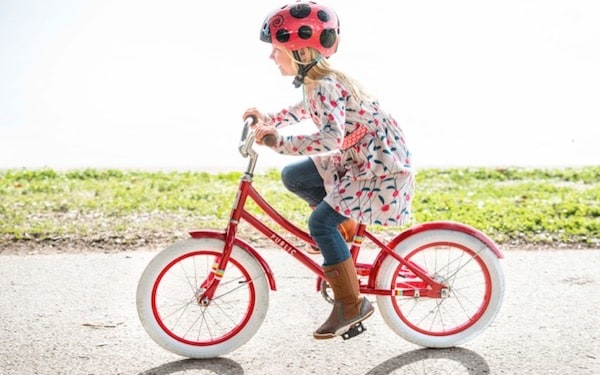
[260,1,340,58]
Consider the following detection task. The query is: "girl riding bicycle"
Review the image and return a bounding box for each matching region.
[244,1,415,340]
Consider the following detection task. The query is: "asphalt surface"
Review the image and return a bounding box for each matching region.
[1,247,598,375]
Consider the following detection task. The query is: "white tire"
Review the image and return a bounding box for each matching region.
[376,229,505,348]
[136,237,269,358]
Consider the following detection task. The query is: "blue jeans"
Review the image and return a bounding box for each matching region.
[281,158,350,266]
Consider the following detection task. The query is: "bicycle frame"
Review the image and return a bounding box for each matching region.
[195,118,455,303]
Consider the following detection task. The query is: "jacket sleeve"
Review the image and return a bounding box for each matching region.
[264,102,310,129]
[272,78,346,156]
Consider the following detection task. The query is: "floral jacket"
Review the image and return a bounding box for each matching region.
[265,76,415,227]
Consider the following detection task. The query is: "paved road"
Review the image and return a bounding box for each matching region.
[1,247,598,375]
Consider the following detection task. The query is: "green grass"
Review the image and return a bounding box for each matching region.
[1,166,598,251]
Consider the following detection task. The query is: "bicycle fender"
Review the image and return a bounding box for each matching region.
[188,229,277,291]
[386,221,504,259]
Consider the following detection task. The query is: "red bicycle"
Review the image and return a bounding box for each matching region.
[136,117,505,358]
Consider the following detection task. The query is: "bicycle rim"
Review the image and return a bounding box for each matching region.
[391,242,491,336]
[151,250,257,346]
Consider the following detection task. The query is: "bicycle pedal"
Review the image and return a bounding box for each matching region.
[341,322,366,340]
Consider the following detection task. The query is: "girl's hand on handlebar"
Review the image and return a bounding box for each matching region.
[243,108,266,127]
[254,124,278,146]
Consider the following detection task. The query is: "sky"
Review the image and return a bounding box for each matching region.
[1,0,599,171]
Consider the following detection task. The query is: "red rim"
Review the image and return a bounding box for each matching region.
[392,241,492,336]
[151,250,256,346]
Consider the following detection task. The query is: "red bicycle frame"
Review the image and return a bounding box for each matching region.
[196,118,451,304]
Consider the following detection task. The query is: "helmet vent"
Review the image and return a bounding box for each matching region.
[290,4,311,19]
[276,29,291,43]
[317,10,330,22]
[320,28,337,48]
[298,25,313,40]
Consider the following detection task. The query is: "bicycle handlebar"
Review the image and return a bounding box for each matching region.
[239,115,277,174]
[262,134,277,147]
[239,115,257,158]
[239,114,277,150]
[239,115,260,174]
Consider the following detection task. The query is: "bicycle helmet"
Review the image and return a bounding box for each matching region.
[260,1,340,87]
[260,1,340,58]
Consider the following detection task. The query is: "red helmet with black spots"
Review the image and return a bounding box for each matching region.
[260,1,340,58]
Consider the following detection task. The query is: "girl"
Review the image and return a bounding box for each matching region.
[244,1,415,340]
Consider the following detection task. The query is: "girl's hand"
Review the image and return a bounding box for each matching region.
[253,124,278,146]
[243,108,266,127]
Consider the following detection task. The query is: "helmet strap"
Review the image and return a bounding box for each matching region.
[292,50,322,88]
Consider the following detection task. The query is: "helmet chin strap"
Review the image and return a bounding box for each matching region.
[292,50,322,88]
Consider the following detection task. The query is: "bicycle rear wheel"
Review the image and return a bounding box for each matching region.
[376,229,504,348]
[136,237,269,358]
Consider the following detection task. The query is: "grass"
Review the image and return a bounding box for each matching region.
[1,166,598,251]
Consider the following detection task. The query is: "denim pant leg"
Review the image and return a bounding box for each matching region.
[280,158,326,207]
[308,202,350,266]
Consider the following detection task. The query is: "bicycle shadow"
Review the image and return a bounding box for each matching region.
[138,347,489,375]
[138,357,243,375]
[365,347,490,375]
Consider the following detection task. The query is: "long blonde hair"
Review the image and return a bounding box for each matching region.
[285,47,375,103]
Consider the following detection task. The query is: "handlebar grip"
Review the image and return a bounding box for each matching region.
[245,114,258,126]
[262,134,277,147]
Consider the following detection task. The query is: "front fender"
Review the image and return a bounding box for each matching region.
[189,229,277,291]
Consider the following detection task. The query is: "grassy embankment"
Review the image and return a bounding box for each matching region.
[1,166,598,251]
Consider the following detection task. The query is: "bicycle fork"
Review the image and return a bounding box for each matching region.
[194,178,253,306]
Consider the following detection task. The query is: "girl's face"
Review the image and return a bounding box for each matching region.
[270,47,296,76]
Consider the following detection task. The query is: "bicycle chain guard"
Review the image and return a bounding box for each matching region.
[341,322,366,340]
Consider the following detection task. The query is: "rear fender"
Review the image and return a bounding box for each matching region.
[189,229,277,291]
[375,221,504,266]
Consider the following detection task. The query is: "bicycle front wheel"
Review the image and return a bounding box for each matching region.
[136,237,269,358]
[376,229,505,348]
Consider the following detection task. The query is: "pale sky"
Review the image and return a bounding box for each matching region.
[1,0,599,170]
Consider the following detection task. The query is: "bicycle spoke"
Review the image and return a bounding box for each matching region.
[211,273,264,300]
[443,244,488,281]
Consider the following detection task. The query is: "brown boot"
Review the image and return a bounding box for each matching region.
[313,258,374,339]
[306,219,359,255]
